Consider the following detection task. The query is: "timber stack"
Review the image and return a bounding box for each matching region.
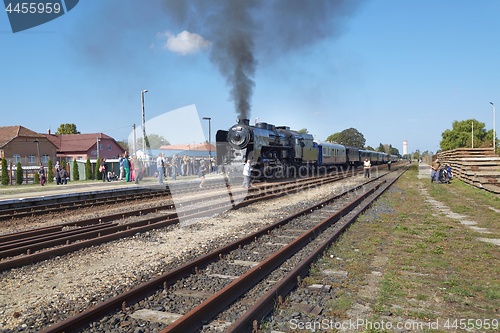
[437,148,500,194]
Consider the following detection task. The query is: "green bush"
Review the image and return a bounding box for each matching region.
[16,162,23,185]
[85,158,92,180]
[73,159,79,181]
[34,172,40,184]
[1,158,8,186]
[47,159,54,183]
[96,157,101,180]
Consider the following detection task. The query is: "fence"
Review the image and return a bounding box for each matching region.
[437,148,500,194]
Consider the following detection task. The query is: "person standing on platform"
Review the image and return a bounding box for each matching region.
[55,161,61,185]
[242,159,251,188]
[157,153,165,184]
[38,163,46,186]
[133,155,143,184]
[363,158,371,178]
[198,160,207,188]
[118,154,125,180]
[171,154,178,181]
[100,158,110,182]
[123,154,130,182]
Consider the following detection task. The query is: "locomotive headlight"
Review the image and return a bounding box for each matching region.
[228,125,251,149]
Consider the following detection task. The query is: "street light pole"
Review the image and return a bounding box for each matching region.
[202,117,212,158]
[490,102,496,152]
[471,121,474,148]
[33,139,40,165]
[141,90,148,155]
[96,136,100,160]
[202,117,212,172]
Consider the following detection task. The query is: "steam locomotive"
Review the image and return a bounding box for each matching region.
[216,118,397,179]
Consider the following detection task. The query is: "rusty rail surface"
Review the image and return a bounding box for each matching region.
[37,169,403,333]
[0,173,348,272]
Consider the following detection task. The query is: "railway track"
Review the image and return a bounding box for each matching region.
[38,166,407,333]
[0,186,170,221]
[0,171,354,272]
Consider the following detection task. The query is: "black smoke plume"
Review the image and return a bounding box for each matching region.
[162,0,362,119]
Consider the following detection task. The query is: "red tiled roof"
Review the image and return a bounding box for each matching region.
[159,142,216,151]
[0,126,41,147]
[43,133,115,153]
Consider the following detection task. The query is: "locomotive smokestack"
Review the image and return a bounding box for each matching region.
[238,118,250,126]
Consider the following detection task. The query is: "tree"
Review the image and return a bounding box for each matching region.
[326,128,366,148]
[56,123,80,134]
[440,119,490,151]
[117,140,129,153]
[389,146,400,156]
[135,134,170,150]
[47,159,54,183]
[73,159,80,181]
[96,157,101,180]
[16,162,23,185]
[412,149,421,161]
[1,158,8,186]
[297,128,308,134]
[85,158,92,180]
[376,143,386,152]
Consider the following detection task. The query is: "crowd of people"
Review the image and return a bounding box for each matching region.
[37,152,216,187]
[116,153,144,184]
[155,153,213,186]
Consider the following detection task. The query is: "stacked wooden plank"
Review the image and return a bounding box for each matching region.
[437,148,500,194]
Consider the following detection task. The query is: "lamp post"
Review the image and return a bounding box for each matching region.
[141,89,148,155]
[202,117,212,172]
[96,136,100,160]
[33,139,40,165]
[202,117,212,158]
[471,121,474,148]
[490,102,496,152]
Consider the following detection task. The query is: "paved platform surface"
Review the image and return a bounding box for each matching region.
[0,174,220,204]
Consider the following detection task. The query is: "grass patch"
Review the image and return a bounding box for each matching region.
[262,164,499,331]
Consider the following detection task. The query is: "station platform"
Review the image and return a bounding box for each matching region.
[0,174,219,205]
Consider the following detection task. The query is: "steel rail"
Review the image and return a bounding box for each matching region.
[0,187,170,221]
[0,174,346,271]
[0,222,116,253]
[38,176,382,333]
[159,181,384,333]
[226,167,408,332]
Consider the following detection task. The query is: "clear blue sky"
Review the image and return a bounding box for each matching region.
[1,0,499,155]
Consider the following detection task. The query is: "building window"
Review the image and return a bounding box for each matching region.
[42,155,50,163]
[77,156,83,160]
[28,155,36,164]
[108,144,112,150]
[12,154,21,163]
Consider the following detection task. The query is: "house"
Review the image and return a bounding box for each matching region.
[43,131,125,162]
[0,126,58,166]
